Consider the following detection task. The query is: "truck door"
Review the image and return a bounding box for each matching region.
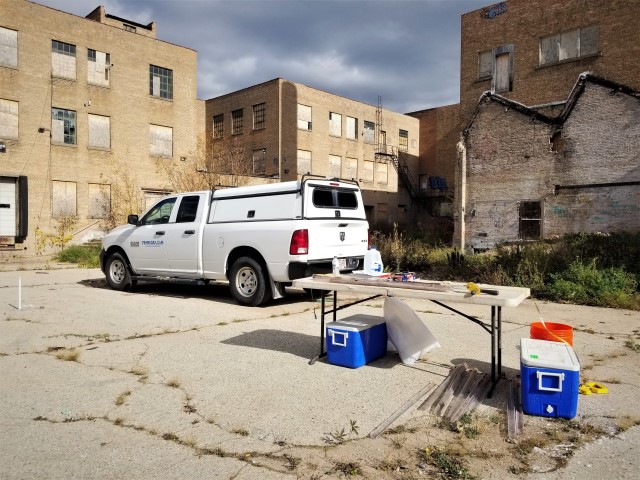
[126,196,176,274]
[165,194,204,275]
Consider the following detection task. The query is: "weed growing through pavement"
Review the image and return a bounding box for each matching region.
[55,348,80,362]
[129,365,149,381]
[624,339,640,352]
[115,390,132,406]
[166,377,181,388]
[232,428,249,436]
[419,446,476,480]
[333,461,360,476]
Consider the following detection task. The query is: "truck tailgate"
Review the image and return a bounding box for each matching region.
[306,220,368,261]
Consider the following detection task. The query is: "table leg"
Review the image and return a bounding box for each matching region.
[309,292,328,365]
[488,305,497,398]
[497,306,503,379]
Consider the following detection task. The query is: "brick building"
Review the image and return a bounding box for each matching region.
[456,75,640,250]
[205,79,421,228]
[449,0,640,248]
[460,0,640,127]
[0,0,201,252]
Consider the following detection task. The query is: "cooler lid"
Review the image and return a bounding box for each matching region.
[520,338,580,371]
[327,314,385,332]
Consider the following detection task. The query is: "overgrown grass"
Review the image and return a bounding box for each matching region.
[372,231,640,310]
[55,244,101,268]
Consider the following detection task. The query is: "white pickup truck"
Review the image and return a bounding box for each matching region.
[100,177,369,306]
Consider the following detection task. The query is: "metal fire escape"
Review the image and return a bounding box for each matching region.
[374,97,420,199]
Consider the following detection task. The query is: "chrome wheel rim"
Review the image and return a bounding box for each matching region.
[109,259,126,284]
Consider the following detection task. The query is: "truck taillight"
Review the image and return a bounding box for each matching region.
[290,229,309,255]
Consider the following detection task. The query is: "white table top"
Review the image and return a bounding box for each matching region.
[293,275,530,308]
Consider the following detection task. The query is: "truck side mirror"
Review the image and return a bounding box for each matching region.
[127,214,139,226]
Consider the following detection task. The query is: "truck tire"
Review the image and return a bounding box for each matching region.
[105,252,133,291]
[229,256,272,306]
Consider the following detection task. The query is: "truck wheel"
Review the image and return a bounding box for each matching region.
[229,256,271,306]
[105,252,133,291]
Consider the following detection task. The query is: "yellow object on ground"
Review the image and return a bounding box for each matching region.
[579,381,608,395]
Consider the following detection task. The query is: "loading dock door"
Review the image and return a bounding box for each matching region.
[0,177,16,236]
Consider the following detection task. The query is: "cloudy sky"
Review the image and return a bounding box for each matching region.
[35,0,491,113]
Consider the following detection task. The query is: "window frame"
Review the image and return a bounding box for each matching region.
[363,120,375,144]
[491,44,514,94]
[0,98,19,140]
[0,26,18,69]
[539,26,599,67]
[51,107,77,145]
[519,201,542,240]
[231,109,243,135]
[399,129,408,151]
[149,64,173,100]
[213,114,224,139]
[297,104,312,131]
[253,103,265,130]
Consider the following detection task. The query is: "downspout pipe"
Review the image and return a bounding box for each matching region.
[455,135,467,250]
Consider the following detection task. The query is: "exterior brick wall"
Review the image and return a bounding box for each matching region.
[456,78,640,249]
[0,0,198,251]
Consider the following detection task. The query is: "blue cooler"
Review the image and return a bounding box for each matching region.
[326,315,387,368]
[520,338,580,419]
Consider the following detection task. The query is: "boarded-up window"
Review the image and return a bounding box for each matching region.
[329,112,341,137]
[52,180,76,217]
[149,124,172,158]
[363,121,375,144]
[0,27,17,68]
[297,149,311,174]
[345,157,357,180]
[494,53,510,93]
[363,160,374,183]
[539,26,599,65]
[376,162,388,185]
[87,49,110,86]
[253,149,266,175]
[88,183,110,218]
[51,40,76,79]
[346,116,358,140]
[297,104,312,130]
[0,99,18,139]
[88,114,110,149]
[478,50,492,79]
[329,155,341,178]
[143,190,168,211]
[520,201,542,240]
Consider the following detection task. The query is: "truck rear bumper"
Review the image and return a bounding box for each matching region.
[288,256,363,280]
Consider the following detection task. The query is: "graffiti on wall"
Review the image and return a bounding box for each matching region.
[482,2,507,19]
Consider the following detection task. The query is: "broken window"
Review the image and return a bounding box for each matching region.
[52,180,76,217]
[51,108,76,145]
[363,121,375,144]
[539,26,599,65]
[329,112,342,137]
[346,116,358,140]
[213,114,223,139]
[52,40,76,79]
[399,129,408,151]
[87,49,110,86]
[0,99,18,140]
[329,155,341,178]
[520,201,542,240]
[232,109,243,135]
[297,104,312,130]
[88,183,110,218]
[297,149,311,174]
[149,65,173,99]
[88,114,110,149]
[149,124,172,158]
[253,103,265,130]
[0,27,18,68]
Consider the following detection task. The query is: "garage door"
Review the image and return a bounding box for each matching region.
[0,177,16,236]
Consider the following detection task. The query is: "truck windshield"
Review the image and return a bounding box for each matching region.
[312,188,358,209]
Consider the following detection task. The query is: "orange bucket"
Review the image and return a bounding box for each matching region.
[530,322,573,346]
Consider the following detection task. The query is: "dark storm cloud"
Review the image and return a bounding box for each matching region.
[34,0,490,112]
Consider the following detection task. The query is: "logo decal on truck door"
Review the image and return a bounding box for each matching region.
[339,232,345,242]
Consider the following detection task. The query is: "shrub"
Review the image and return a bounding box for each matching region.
[55,245,101,268]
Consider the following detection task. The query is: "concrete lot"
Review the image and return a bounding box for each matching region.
[0,268,639,479]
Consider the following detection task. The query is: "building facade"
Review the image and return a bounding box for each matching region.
[205,79,421,228]
[0,0,201,252]
[460,0,640,127]
[456,75,640,250]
